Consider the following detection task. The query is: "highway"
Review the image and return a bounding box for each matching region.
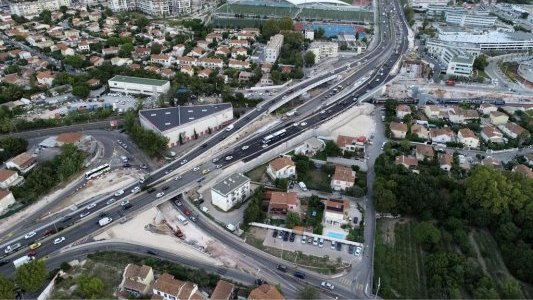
[0,0,408,297]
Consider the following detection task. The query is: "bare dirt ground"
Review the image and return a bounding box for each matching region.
[331,111,377,139]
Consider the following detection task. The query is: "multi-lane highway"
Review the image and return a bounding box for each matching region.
[0,0,408,297]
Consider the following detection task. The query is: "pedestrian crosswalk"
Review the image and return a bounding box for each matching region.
[336,277,364,292]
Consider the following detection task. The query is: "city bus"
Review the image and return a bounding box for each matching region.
[85,164,110,180]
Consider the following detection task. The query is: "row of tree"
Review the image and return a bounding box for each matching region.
[0,260,47,298]
[0,137,27,163]
[122,111,169,157]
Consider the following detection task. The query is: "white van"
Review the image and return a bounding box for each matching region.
[177,214,188,225]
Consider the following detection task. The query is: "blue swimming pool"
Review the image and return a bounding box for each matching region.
[326,231,346,240]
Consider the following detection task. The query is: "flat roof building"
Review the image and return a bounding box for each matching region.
[264,34,284,63]
[139,104,233,147]
[211,173,251,212]
[108,75,170,96]
[437,30,533,51]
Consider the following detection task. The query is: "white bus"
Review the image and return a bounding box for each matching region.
[85,164,110,180]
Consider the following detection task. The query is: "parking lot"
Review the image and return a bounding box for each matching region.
[263,228,362,264]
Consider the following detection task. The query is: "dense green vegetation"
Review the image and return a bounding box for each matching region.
[123,111,168,157]
[242,186,267,230]
[372,146,533,297]
[0,137,27,163]
[15,260,48,293]
[12,144,85,204]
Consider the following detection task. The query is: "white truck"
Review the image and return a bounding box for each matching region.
[98,217,113,227]
[13,255,35,268]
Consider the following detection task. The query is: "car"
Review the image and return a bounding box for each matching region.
[301,235,307,244]
[355,246,362,257]
[348,245,355,254]
[53,237,65,245]
[272,229,278,238]
[24,231,36,239]
[330,241,336,250]
[176,200,182,207]
[300,122,307,126]
[85,203,97,210]
[289,232,296,242]
[80,211,91,218]
[321,282,335,290]
[318,238,324,248]
[189,215,198,222]
[0,260,10,267]
[293,271,306,279]
[106,198,116,205]
[131,186,141,194]
[184,209,192,216]
[313,237,319,246]
[278,231,284,239]
[140,164,148,169]
[29,242,41,250]
[121,200,130,206]
[336,242,342,251]
[180,159,187,165]
[4,243,21,254]
[174,175,182,181]
[61,215,73,223]
[215,164,222,169]
[241,145,249,150]
[353,217,359,224]
[123,163,131,168]
[262,144,268,149]
[156,192,165,198]
[225,156,233,161]
[277,264,287,272]
[162,186,170,191]
[192,167,200,172]
[147,188,156,193]
[283,231,289,241]
[114,190,124,197]
[212,157,220,163]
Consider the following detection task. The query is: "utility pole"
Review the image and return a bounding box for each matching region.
[375,277,381,299]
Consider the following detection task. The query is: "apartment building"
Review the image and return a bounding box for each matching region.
[211,173,251,212]
[264,34,284,63]
[109,0,191,16]
[445,12,497,27]
[9,0,71,17]
[308,41,339,63]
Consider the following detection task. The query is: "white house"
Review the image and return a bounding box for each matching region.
[6,152,36,174]
[324,199,350,225]
[0,189,15,215]
[0,169,24,189]
[330,165,356,191]
[430,128,455,143]
[210,173,251,212]
[478,104,498,115]
[396,104,411,119]
[266,156,296,179]
[498,122,527,139]
[152,273,203,300]
[457,128,479,148]
[389,122,408,139]
[480,125,504,144]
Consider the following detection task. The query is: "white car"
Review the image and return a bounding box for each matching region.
[300,122,307,127]
[106,198,116,205]
[121,200,130,206]
[156,192,165,198]
[330,241,336,250]
[225,156,233,161]
[174,175,182,181]
[180,159,187,165]
[80,211,91,218]
[241,145,249,150]
[215,164,222,169]
[321,282,335,290]
[262,144,268,148]
[212,158,220,163]
[53,237,65,245]
[355,246,362,257]
[24,231,36,239]
[192,167,200,172]
[131,186,141,194]
[85,203,97,210]
[114,190,124,197]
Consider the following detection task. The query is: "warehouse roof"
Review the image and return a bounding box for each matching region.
[139,104,232,132]
[109,75,169,87]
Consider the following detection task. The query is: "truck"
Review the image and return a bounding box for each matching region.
[13,255,35,268]
[298,182,308,191]
[98,217,113,227]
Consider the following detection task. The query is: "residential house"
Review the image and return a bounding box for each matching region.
[498,122,527,139]
[448,108,479,124]
[90,56,104,66]
[324,198,350,225]
[180,65,194,76]
[478,104,498,115]
[480,125,504,144]
[512,164,533,178]
[411,124,429,140]
[248,284,285,300]
[57,43,75,56]
[489,111,509,125]
[196,40,209,50]
[229,39,249,48]
[435,152,452,171]
[396,104,411,119]
[261,63,272,73]
[269,192,298,217]
[198,68,212,79]
[205,33,222,43]
[294,138,325,156]
[238,71,254,82]
[241,28,261,36]
[119,264,154,297]
[211,173,251,212]
[56,132,84,146]
[102,47,120,56]
[78,40,90,52]
[0,169,23,189]
[111,57,132,66]
[6,152,36,174]
[152,273,204,300]
[266,156,296,179]
[336,135,365,153]
[424,105,441,119]
[151,54,173,66]
[481,156,502,169]
[331,165,356,191]
[228,59,250,70]
[172,44,185,57]
[36,71,55,87]
[231,48,247,59]
[389,122,408,139]
[1,74,27,86]
[0,189,15,215]
[260,73,273,86]
[187,47,204,57]
[200,58,224,69]
[210,280,234,300]
[430,128,455,143]
[215,47,230,57]
[415,144,434,161]
[176,56,197,66]
[457,128,479,148]
[87,78,100,88]
[160,68,176,79]
[134,47,150,59]
[394,155,418,172]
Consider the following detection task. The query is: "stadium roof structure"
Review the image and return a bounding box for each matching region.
[286,0,350,5]
[227,0,350,7]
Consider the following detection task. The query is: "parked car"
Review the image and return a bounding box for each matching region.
[336,242,342,251]
[289,232,296,242]
[272,229,278,238]
[330,241,336,250]
[355,246,362,257]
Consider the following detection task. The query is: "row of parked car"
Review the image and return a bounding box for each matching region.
[272,229,362,256]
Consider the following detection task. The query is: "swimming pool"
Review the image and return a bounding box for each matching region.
[326,231,346,240]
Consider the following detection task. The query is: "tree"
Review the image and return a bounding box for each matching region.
[72,83,90,98]
[304,51,316,67]
[286,212,301,229]
[262,19,279,40]
[4,65,20,74]
[414,222,441,250]
[64,55,85,68]
[298,286,318,299]
[16,260,47,292]
[119,43,134,57]
[39,9,52,24]
[314,28,325,40]
[278,16,293,31]
[151,43,162,55]
[0,275,15,299]
[274,178,289,190]
[324,140,342,157]
[77,275,105,298]
[0,137,28,163]
[473,54,489,71]
[500,277,522,299]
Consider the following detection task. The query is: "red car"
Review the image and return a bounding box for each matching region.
[27,250,36,257]
[184,209,191,216]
